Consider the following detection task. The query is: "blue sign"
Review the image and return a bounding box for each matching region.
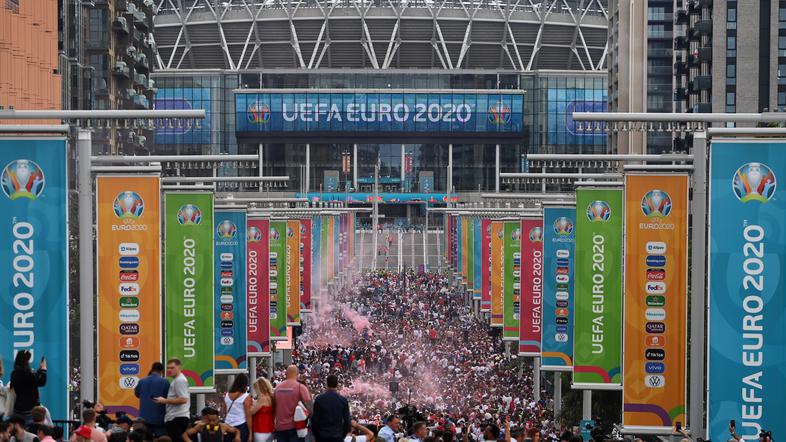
[546,88,607,145]
[154,87,212,145]
[473,218,482,300]
[709,141,785,442]
[214,210,248,374]
[541,207,575,371]
[235,92,524,134]
[0,138,69,419]
[300,192,459,205]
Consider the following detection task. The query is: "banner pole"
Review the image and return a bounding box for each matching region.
[554,372,562,416]
[533,357,541,401]
[249,357,257,386]
[689,131,708,439]
[78,129,96,403]
[582,390,591,420]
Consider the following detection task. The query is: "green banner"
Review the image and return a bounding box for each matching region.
[503,220,521,341]
[269,220,288,341]
[573,188,623,389]
[164,193,215,391]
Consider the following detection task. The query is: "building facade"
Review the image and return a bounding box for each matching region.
[59,0,159,154]
[0,0,61,118]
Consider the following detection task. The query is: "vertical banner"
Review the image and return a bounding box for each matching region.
[333,215,339,277]
[321,216,328,287]
[97,176,161,415]
[247,218,270,356]
[708,140,785,441]
[269,220,288,341]
[300,219,312,312]
[503,220,521,341]
[164,193,215,391]
[490,221,504,327]
[214,210,247,374]
[481,219,492,312]
[519,218,544,356]
[467,217,475,294]
[312,216,321,306]
[622,174,688,429]
[573,188,623,389]
[541,206,576,371]
[473,218,482,301]
[0,139,69,419]
[460,217,467,283]
[286,220,301,326]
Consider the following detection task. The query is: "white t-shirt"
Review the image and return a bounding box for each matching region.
[165,374,191,421]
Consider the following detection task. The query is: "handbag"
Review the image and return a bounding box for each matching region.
[4,387,16,417]
[0,384,7,417]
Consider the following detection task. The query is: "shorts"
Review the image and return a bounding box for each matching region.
[253,433,273,442]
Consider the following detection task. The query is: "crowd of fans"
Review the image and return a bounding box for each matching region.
[281,270,556,438]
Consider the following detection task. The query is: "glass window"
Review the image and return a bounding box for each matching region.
[728,36,736,49]
[779,36,786,56]
[780,7,786,22]
[727,7,737,29]
[727,64,736,78]
[726,92,736,106]
[779,91,786,107]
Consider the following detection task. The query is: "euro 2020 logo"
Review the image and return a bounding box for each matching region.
[248,102,271,124]
[587,200,611,222]
[247,226,263,243]
[733,162,776,203]
[1,159,45,201]
[270,227,281,241]
[488,102,511,126]
[641,189,672,218]
[529,226,543,243]
[217,220,237,239]
[177,204,202,225]
[113,191,144,219]
[511,227,521,241]
[553,217,574,235]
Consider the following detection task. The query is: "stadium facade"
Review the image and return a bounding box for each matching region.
[151,0,609,221]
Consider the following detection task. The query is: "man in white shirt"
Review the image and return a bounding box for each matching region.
[377,416,401,442]
[154,359,191,442]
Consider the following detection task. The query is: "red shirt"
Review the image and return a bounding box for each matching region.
[273,380,312,431]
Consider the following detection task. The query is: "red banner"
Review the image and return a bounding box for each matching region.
[519,218,543,356]
[300,219,312,312]
[247,218,270,356]
[481,219,492,312]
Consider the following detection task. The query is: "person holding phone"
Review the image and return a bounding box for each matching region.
[9,351,46,424]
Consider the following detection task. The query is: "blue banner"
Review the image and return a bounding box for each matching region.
[0,138,69,419]
[236,92,524,134]
[214,210,248,374]
[541,206,575,371]
[709,140,785,441]
[473,218,482,300]
[154,87,212,145]
[546,88,607,145]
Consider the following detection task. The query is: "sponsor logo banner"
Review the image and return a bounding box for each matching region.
[97,175,161,417]
[623,174,688,428]
[708,141,786,441]
[519,218,544,356]
[214,210,248,373]
[164,193,214,389]
[573,188,623,388]
[247,218,270,355]
[503,220,521,341]
[473,218,482,301]
[269,221,288,341]
[541,207,575,369]
[481,219,492,312]
[490,222,504,327]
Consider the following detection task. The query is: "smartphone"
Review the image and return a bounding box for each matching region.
[730,420,736,429]
[676,422,682,431]
[40,356,46,363]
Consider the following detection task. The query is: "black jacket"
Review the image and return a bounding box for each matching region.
[310,390,351,442]
[10,367,46,413]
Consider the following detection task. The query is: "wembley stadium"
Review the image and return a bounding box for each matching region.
[150,0,609,223]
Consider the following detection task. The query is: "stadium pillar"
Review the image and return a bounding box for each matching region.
[78,129,96,403]
[258,144,264,177]
[554,372,562,416]
[305,144,310,193]
[353,144,358,190]
[196,394,206,413]
[447,144,453,205]
[495,144,500,193]
[582,390,591,420]
[401,144,405,191]
[689,131,708,439]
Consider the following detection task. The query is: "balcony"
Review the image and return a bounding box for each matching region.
[696,19,712,36]
[674,36,689,50]
[133,72,147,87]
[133,95,150,110]
[134,53,149,72]
[112,61,130,79]
[675,8,689,24]
[112,16,129,36]
[674,88,689,101]
[693,102,712,113]
[674,61,688,75]
[133,11,148,30]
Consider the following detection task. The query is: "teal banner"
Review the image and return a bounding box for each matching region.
[214,210,247,374]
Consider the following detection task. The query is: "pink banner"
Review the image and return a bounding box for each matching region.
[481,219,492,312]
[519,218,543,356]
[247,218,270,356]
[300,219,312,312]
